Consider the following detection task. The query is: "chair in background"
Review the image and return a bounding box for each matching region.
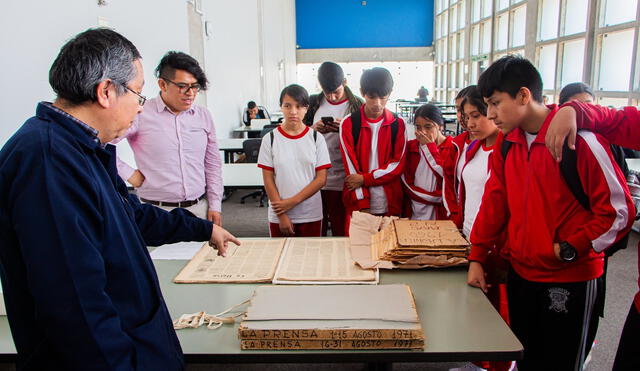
[259,124,279,138]
[240,138,267,207]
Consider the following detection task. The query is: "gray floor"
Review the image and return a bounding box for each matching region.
[0,190,635,370]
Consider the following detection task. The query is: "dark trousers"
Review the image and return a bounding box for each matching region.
[613,302,640,370]
[269,220,322,237]
[321,190,347,237]
[507,269,603,371]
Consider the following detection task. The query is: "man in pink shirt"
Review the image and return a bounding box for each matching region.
[115,51,223,225]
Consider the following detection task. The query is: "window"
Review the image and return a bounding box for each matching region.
[562,0,588,36]
[451,5,458,32]
[459,1,466,27]
[496,13,509,51]
[450,63,457,88]
[442,11,449,38]
[560,38,585,88]
[458,32,466,59]
[450,34,458,60]
[458,61,465,88]
[481,0,492,18]
[598,29,635,91]
[481,20,492,54]
[472,0,481,22]
[511,6,527,47]
[498,0,510,12]
[601,0,638,27]
[598,97,630,107]
[538,44,558,90]
[471,60,480,83]
[471,24,481,55]
[539,0,560,41]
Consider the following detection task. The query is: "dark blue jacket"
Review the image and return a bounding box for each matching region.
[0,103,214,370]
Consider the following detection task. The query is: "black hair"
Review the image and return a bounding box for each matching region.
[49,28,141,106]
[318,62,345,92]
[247,101,257,109]
[279,84,310,107]
[461,86,487,116]
[559,82,594,105]
[360,67,394,97]
[414,104,444,126]
[478,55,543,103]
[455,85,475,101]
[155,51,208,90]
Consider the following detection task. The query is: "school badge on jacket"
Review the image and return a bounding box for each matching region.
[548,287,570,313]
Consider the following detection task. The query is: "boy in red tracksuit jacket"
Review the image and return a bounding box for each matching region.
[339,67,407,228]
[468,56,635,371]
[401,104,452,220]
[546,100,640,370]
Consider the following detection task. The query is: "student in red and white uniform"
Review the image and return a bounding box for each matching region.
[442,85,475,227]
[258,84,331,237]
[546,100,640,371]
[339,67,407,227]
[468,56,634,371]
[303,62,363,236]
[401,104,452,220]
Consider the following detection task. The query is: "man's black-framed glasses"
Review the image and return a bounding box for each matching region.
[121,84,147,106]
[161,77,202,94]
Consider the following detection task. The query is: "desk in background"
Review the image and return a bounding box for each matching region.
[233,126,263,139]
[222,163,263,188]
[218,138,247,163]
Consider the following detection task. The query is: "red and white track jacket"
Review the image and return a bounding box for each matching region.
[442,131,473,227]
[401,137,452,220]
[566,100,640,310]
[469,104,635,283]
[339,106,407,216]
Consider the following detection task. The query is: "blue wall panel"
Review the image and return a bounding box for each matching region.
[295,0,434,49]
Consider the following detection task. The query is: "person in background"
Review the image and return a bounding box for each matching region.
[468,55,634,370]
[258,84,331,237]
[243,100,268,126]
[339,67,407,229]
[114,51,224,225]
[442,85,475,227]
[304,62,363,236]
[401,104,452,220]
[0,28,239,370]
[416,85,429,102]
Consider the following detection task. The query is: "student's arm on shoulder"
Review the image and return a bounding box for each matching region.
[546,101,640,160]
[564,133,635,255]
[363,118,408,186]
[10,137,136,368]
[203,108,223,215]
[468,135,510,264]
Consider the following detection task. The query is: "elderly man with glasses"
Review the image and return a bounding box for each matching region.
[0,28,239,370]
[114,51,224,225]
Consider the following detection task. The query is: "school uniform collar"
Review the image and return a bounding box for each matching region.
[504,104,559,147]
[359,105,396,126]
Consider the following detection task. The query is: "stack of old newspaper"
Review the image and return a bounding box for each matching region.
[371,220,469,265]
[238,284,425,350]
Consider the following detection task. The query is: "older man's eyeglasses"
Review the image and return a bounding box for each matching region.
[161,77,202,94]
[121,84,147,106]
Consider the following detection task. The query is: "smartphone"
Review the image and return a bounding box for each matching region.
[321,116,334,125]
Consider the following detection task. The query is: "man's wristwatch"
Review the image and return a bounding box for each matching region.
[559,241,578,262]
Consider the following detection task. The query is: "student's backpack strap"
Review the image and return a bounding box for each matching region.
[558,142,591,211]
[270,130,274,147]
[351,112,399,152]
[500,138,512,159]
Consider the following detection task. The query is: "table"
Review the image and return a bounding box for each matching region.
[0,255,523,365]
[233,126,263,139]
[218,138,247,163]
[222,163,263,188]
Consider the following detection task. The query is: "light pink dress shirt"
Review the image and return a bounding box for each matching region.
[115,95,223,212]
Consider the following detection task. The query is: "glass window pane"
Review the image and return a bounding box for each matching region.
[459,1,466,28]
[511,6,527,47]
[458,61,464,88]
[598,97,629,107]
[451,6,458,32]
[498,0,510,11]
[539,0,560,41]
[602,0,638,26]
[436,17,441,39]
[451,34,458,60]
[598,29,635,91]
[481,20,492,54]
[442,11,449,37]
[472,0,481,22]
[482,0,492,18]
[450,63,457,88]
[471,61,479,83]
[496,13,509,51]
[459,32,466,59]
[563,0,588,36]
[538,44,558,90]
[471,25,480,55]
[560,38,585,88]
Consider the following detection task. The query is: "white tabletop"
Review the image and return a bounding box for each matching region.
[218,138,246,150]
[222,163,263,187]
